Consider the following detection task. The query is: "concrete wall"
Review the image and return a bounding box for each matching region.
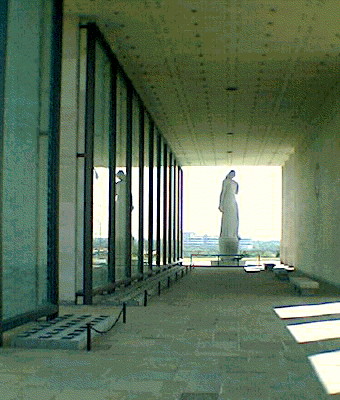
[282,95,340,285]
[1,0,53,318]
[59,15,83,302]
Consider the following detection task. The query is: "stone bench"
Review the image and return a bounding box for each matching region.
[243,265,262,273]
[290,277,319,296]
[273,268,290,281]
[263,263,276,271]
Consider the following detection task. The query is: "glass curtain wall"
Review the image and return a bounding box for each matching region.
[143,113,150,272]
[76,27,87,295]
[168,152,173,264]
[83,25,116,303]
[163,144,169,266]
[0,0,61,332]
[173,159,178,263]
[115,73,128,282]
[131,94,140,277]
[92,42,111,289]
[176,164,181,260]
[156,133,163,268]
[80,23,183,303]
[148,120,155,270]
[179,167,184,259]
[137,103,145,277]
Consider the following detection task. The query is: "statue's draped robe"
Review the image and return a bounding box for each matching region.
[219,178,239,239]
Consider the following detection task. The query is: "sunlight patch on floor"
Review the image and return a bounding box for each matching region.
[309,350,340,395]
[287,319,340,343]
[274,302,340,319]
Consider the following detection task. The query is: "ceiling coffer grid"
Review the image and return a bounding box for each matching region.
[65,0,340,166]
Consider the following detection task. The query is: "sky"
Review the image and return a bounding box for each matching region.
[182,166,282,240]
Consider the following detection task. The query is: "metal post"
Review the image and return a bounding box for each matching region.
[123,302,127,323]
[175,271,178,281]
[167,276,171,288]
[144,290,148,307]
[86,323,92,351]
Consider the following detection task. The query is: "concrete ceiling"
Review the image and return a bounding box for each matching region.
[65,0,340,166]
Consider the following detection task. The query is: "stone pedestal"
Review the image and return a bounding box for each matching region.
[211,259,244,267]
[219,237,239,259]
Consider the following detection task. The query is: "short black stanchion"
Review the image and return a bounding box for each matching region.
[167,276,171,288]
[123,302,127,323]
[175,272,178,281]
[158,281,161,296]
[185,266,188,274]
[181,269,184,278]
[86,323,92,351]
[144,290,148,307]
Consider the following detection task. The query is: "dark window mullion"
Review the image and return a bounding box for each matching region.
[173,159,177,263]
[156,132,161,267]
[180,167,184,258]
[177,165,181,261]
[148,121,154,270]
[168,152,173,265]
[108,60,117,285]
[125,82,133,280]
[138,102,144,277]
[163,143,168,266]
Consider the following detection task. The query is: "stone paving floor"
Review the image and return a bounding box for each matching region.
[1,267,340,400]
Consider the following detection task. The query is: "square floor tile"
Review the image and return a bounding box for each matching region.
[179,394,219,400]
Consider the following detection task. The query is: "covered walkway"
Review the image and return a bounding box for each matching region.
[2,268,340,399]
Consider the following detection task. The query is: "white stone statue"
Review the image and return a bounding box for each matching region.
[218,170,239,258]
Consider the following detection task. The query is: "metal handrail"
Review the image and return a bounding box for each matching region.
[190,253,244,266]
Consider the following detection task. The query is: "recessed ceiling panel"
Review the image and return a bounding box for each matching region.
[65,0,340,166]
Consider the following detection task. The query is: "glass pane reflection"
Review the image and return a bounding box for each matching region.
[92,42,111,289]
[115,74,128,281]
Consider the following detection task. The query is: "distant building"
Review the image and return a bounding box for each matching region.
[183,232,253,254]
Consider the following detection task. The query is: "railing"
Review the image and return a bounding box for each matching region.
[85,263,192,350]
[190,253,244,267]
[75,260,184,304]
[142,265,192,306]
[86,303,127,351]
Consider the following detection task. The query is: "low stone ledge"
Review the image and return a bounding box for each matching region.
[290,277,319,295]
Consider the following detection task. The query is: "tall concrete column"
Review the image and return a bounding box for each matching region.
[59,15,83,302]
